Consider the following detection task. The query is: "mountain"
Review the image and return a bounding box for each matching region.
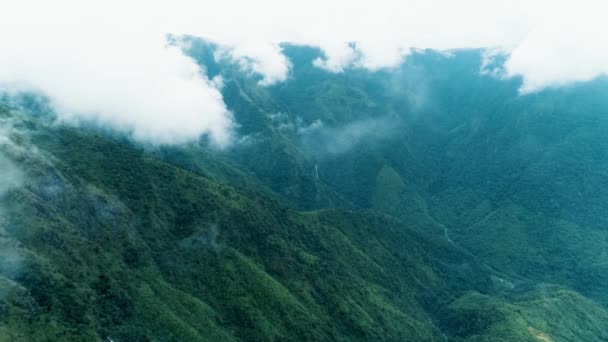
[1,43,608,341]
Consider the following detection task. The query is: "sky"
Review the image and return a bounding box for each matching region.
[1,0,607,144]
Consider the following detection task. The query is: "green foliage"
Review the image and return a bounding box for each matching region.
[2,46,608,341]
[0,114,483,340]
[446,286,608,341]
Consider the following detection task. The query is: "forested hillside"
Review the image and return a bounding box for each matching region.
[1,43,608,341]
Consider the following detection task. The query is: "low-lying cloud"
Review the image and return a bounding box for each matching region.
[1,2,233,146]
[2,0,607,144]
[505,4,608,93]
[295,117,400,155]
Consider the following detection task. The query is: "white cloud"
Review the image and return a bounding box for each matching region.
[215,42,291,86]
[1,0,607,144]
[0,1,233,146]
[178,0,608,90]
[505,3,608,92]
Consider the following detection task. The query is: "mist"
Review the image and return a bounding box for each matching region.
[0,155,22,196]
[298,117,401,156]
[2,0,608,144]
[0,149,24,296]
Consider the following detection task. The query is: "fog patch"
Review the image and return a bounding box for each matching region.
[0,156,22,194]
[296,118,323,135]
[180,224,222,253]
[383,61,434,114]
[0,129,25,297]
[268,112,295,132]
[267,109,402,155]
[268,112,323,135]
[300,116,401,155]
[0,114,26,198]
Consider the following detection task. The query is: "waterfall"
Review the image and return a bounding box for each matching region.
[442,224,453,244]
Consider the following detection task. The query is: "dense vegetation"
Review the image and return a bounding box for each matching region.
[1,43,608,341]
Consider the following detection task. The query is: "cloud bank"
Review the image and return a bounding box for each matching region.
[2,0,607,143]
[505,3,608,92]
[0,2,233,146]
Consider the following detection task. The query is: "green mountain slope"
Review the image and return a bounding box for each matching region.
[2,43,608,341]
[188,44,608,306]
[0,108,489,341]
